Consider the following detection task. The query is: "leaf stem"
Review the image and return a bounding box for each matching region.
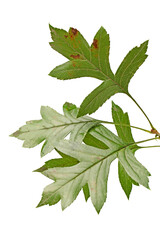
[128,93,155,130]
[134,137,159,145]
[141,145,160,149]
[98,120,151,134]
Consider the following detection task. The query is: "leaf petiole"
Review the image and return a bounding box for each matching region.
[133,137,159,146]
[99,120,151,134]
[140,145,160,149]
[127,93,155,130]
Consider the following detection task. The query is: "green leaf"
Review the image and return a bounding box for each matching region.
[83,132,108,149]
[49,26,113,82]
[112,102,140,198]
[49,25,148,116]
[37,125,150,213]
[77,81,121,117]
[83,184,90,202]
[34,155,79,173]
[10,102,99,157]
[118,162,132,199]
[49,60,107,80]
[112,101,135,144]
[49,25,90,61]
[90,27,113,78]
[115,41,148,91]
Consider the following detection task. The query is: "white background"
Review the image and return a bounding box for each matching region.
[1,0,160,239]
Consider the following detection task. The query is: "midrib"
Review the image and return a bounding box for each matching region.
[59,36,128,94]
[40,140,138,205]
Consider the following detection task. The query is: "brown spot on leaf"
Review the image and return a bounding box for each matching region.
[70,54,80,59]
[151,129,160,135]
[71,28,78,36]
[64,35,68,38]
[93,39,98,49]
[68,71,74,77]
[72,62,76,67]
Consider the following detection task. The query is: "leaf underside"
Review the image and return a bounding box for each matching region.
[32,102,150,213]
[36,124,150,213]
[11,102,99,157]
[11,101,151,212]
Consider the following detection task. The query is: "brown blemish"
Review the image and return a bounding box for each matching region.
[71,28,78,36]
[93,39,98,49]
[68,72,73,77]
[151,129,160,136]
[93,53,98,58]
[70,54,80,59]
[64,35,68,38]
[72,62,76,67]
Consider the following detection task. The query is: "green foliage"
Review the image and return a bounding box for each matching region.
[49,25,148,117]
[34,154,79,173]
[112,101,140,198]
[11,25,160,213]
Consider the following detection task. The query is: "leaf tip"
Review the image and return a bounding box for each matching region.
[111,100,116,108]
[140,40,149,52]
[144,39,149,45]
[93,203,104,214]
[95,208,101,214]
[99,26,106,32]
[9,130,21,138]
[48,71,53,77]
[49,24,55,33]
[49,42,53,48]
[146,183,151,190]
[36,196,46,208]
[126,192,131,200]
[40,151,45,158]
[63,102,76,112]
[40,105,45,115]
[33,165,47,173]
[36,202,42,208]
